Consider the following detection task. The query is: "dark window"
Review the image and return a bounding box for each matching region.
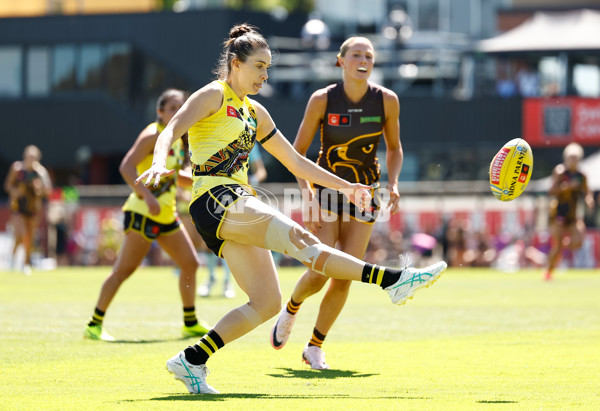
[0,46,22,97]
[78,44,105,90]
[27,46,50,97]
[52,44,77,91]
[106,43,131,100]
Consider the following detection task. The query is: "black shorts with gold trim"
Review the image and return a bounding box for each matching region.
[189,184,255,257]
[123,211,181,242]
[313,183,380,223]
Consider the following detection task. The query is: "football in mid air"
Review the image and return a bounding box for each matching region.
[489,138,533,201]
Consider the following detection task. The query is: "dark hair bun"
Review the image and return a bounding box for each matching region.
[229,24,257,39]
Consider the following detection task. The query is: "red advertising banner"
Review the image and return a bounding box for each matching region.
[523,97,600,147]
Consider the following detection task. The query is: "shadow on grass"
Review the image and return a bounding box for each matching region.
[267,367,378,379]
[141,393,431,402]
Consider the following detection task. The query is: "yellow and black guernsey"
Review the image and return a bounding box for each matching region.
[188,80,258,203]
[122,122,185,224]
[317,82,385,185]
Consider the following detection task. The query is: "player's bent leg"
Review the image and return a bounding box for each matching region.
[158,229,210,337]
[157,229,200,307]
[271,220,339,350]
[220,196,447,304]
[214,241,281,343]
[316,278,351,333]
[545,223,565,280]
[84,232,150,341]
[568,220,585,250]
[168,243,280,394]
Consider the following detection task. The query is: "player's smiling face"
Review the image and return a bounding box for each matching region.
[236,47,271,96]
[340,40,375,80]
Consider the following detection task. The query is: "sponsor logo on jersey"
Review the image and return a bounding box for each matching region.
[328,113,351,127]
[360,116,381,123]
[227,106,239,118]
[348,108,363,113]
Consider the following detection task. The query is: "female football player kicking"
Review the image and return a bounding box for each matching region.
[137,24,447,394]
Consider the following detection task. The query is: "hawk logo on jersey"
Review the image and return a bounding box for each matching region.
[325,132,382,183]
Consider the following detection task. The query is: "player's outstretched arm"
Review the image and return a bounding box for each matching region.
[252,100,371,211]
[136,84,222,188]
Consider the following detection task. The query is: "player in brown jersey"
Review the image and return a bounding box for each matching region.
[544,143,594,280]
[4,145,52,275]
[270,37,404,369]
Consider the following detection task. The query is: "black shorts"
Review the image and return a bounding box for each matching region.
[123,211,180,242]
[313,183,380,223]
[189,184,255,257]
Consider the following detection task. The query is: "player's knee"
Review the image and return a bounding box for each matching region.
[262,300,282,320]
[330,278,352,292]
[303,270,328,291]
[289,224,320,246]
[179,256,199,274]
[264,217,333,274]
[251,298,281,322]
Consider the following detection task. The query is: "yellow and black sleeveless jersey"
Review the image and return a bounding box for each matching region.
[550,169,588,224]
[122,122,185,224]
[188,80,258,202]
[317,82,385,185]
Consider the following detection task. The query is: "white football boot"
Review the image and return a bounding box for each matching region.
[385,260,447,305]
[166,352,219,394]
[270,308,296,350]
[302,345,330,370]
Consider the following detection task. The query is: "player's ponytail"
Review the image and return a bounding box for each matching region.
[214,24,269,80]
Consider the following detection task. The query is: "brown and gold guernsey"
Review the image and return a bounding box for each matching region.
[550,169,588,224]
[317,82,385,185]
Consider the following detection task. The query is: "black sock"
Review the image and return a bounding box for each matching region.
[183,306,198,327]
[88,307,105,327]
[361,263,402,289]
[184,330,225,365]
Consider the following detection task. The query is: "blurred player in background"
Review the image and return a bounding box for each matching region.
[544,142,595,280]
[270,36,403,369]
[84,89,209,341]
[136,24,445,394]
[4,145,52,275]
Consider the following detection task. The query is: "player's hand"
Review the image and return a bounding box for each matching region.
[136,164,176,188]
[144,194,161,216]
[386,183,400,214]
[342,183,372,213]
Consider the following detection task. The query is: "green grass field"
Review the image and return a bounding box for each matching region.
[1,265,599,410]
